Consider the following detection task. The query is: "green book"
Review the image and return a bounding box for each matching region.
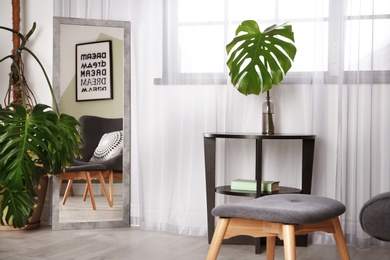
[231,179,280,192]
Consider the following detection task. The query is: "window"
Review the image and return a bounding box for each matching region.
[344,0,390,71]
[155,0,390,85]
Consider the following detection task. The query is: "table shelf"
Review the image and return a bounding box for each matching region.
[215,185,301,197]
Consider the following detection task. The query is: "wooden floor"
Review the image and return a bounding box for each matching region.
[1,226,390,259]
[60,195,123,223]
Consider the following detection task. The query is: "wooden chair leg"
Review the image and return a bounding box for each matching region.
[98,172,113,207]
[60,179,75,196]
[61,179,74,205]
[332,217,350,260]
[282,224,296,260]
[266,236,276,260]
[85,171,96,210]
[83,181,89,201]
[207,218,230,260]
[109,170,114,205]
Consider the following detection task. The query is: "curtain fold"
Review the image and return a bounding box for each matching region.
[54,0,390,249]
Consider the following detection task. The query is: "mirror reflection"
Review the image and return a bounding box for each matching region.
[58,115,124,223]
[52,17,130,229]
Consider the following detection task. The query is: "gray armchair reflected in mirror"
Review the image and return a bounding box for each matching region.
[52,17,130,230]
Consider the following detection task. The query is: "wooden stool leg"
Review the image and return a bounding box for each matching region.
[266,236,276,260]
[207,218,230,260]
[332,217,350,260]
[282,224,296,260]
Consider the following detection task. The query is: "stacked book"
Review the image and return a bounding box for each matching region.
[231,179,280,193]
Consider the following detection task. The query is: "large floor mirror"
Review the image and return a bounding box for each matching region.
[51,17,130,230]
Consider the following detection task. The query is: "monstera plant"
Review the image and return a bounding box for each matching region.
[226,20,297,134]
[0,22,83,228]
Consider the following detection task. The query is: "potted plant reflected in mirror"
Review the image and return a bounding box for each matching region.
[0,21,83,229]
[226,20,297,134]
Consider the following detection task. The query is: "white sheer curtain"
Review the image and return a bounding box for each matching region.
[333,1,390,248]
[54,0,390,248]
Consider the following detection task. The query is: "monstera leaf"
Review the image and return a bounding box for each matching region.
[0,104,82,228]
[0,21,83,228]
[226,20,297,95]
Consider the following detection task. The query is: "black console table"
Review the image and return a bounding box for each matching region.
[204,133,315,251]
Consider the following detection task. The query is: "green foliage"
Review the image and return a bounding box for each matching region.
[226,20,297,95]
[0,188,36,228]
[0,104,82,227]
[52,113,83,175]
[0,23,83,228]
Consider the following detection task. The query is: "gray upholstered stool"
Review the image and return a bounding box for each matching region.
[207,194,350,260]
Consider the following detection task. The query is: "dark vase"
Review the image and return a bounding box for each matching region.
[262,96,275,135]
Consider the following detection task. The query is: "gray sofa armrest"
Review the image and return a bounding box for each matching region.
[359,191,390,241]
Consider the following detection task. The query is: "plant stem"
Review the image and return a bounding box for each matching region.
[21,47,60,114]
[11,0,22,105]
[12,0,20,56]
[0,24,38,109]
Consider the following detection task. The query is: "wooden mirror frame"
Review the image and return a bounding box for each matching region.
[51,17,130,230]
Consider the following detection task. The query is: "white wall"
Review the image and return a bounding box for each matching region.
[0,2,13,103]
[0,0,53,106]
[24,0,54,105]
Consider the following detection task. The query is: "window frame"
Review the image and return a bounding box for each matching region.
[155,0,390,85]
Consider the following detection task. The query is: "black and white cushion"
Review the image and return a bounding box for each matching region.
[89,130,123,162]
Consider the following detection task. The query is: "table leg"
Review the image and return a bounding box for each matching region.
[204,137,216,243]
[302,139,315,194]
[255,139,263,254]
[255,139,263,198]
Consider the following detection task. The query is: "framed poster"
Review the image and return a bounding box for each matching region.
[75,40,113,101]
